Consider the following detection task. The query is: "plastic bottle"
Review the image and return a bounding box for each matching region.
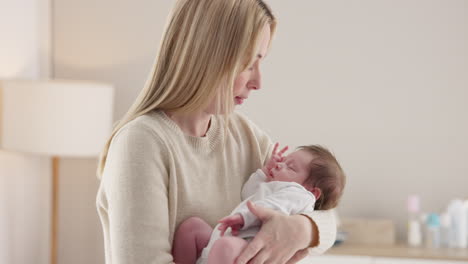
[447,199,467,248]
[440,212,451,248]
[464,200,468,247]
[407,195,422,247]
[425,213,441,248]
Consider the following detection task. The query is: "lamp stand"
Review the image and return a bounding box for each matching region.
[51,157,59,264]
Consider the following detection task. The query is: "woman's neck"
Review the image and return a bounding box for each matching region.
[164,110,212,137]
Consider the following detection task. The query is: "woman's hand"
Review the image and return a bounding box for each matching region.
[235,201,312,264]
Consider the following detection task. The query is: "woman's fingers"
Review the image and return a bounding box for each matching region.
[246,201,270,222]
[239,204,309,264]
[268,248,296,264]
[235,238,264,264]
[245,248,269,264]
[235,202,275,264]
[285,249,308,264]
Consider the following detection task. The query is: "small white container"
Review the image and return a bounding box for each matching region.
[440,212,451,248]
[447,199,467,248]
[407,195,422,247]
[464,200,468,246]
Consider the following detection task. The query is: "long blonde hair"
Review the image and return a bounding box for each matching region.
[97,0,276,178]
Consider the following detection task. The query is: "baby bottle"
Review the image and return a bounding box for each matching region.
[440,212,451,248]
[447,199,467,248]
[407,195,422,247]
[425,213,441,248]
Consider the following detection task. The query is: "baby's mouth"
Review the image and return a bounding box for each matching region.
[268,170,274,179]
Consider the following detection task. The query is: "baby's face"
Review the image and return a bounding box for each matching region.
[266,150,314,185]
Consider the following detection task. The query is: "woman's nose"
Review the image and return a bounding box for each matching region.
[247,79,261,91]
[248,66,262,90]
[249,83,260,90]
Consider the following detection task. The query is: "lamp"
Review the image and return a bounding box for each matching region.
[0,80,114,264]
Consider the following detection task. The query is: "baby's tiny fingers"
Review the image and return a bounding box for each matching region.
[278,145,289,156]
[219,226,227,236]
[272,143,279,155]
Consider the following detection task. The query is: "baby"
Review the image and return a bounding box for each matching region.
[172,143,346,264]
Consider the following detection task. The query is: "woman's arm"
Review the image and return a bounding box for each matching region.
[101,124,174,263]
[301,210,337,255]
[235,203,336,264]
[236,115,337,263]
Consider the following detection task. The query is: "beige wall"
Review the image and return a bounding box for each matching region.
[0,0,51,264]
[53,1,173,263]
[243,0,468,238]
[52,0,468,263]
[56,158,104,264]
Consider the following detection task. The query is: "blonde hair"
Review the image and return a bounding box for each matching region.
[97,0,276,178]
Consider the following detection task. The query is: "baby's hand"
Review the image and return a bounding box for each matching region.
[218,214,245,236]
[262,143,288,176]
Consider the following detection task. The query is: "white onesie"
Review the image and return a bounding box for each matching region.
[196,169,316,264]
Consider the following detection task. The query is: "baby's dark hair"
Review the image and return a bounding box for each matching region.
[298,145,346,210]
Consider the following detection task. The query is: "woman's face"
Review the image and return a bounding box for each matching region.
[203,24,271,115]
[233,24,271,106]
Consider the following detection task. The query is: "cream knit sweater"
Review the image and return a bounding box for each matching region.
[96,110,336,264]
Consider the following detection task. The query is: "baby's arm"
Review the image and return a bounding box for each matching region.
[241,186,316,229]
[218,214,245,236]
[222,186,316,233]
[241,169,267,199]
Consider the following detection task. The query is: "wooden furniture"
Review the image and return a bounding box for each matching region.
[300,243,468,264]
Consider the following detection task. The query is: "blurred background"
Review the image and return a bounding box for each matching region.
[1,0,467,263]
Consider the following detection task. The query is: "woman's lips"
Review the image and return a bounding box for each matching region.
[235,96,245,105]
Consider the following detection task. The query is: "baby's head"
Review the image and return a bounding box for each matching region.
[267,145,346,210]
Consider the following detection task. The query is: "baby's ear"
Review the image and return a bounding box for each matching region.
[308,187,321,200]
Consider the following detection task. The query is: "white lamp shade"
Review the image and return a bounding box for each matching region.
[0,80,114,157]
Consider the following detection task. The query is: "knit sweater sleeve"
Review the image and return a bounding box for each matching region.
[303,209,337,255]
[101,123,173,264]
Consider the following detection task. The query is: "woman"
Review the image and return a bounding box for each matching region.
[96,0,336,263]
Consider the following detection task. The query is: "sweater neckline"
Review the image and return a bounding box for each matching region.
[152,110,223,153]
